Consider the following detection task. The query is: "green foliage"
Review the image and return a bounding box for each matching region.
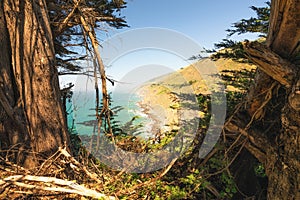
[197,151,238,199]
[226,91,245,114]
[98,94,129,137]
[164,185,187,200]
[210,40,249,62]
[196,94,211,130]
[254,163,267,178]
[197,94,211,111]
[222,69,256,89]
[207,1,270,62]
[220,173,237,198]
[226,2,270,37]
[48,0,128,74]
[188,80,197,85]
[221,68,256,114]
[169,102,181,109]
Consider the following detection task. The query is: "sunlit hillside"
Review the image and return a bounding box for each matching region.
[146,58,257,95]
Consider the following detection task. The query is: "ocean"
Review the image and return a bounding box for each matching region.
[66,91,149,137]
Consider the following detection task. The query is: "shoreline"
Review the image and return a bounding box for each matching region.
[136,84,180,138]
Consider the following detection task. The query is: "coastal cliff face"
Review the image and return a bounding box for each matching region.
[134,58,256,140]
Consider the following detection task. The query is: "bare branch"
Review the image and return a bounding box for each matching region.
[79,12,113,137]
[224,121,269,164]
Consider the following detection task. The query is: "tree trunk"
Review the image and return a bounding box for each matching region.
[266,78,300,199]
[0,0,69,168]
[225,0,300,199]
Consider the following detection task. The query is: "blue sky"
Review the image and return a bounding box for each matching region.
[116,0,267,49]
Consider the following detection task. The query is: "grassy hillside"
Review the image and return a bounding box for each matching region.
[149,58,257,95]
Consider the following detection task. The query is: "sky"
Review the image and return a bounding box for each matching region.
[114,0,267,49]
[62,0,268,92]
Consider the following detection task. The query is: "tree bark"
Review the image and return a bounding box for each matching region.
[225,0,300,199]
[243,41,297,88]
[260,0,300,198]
[0,0,69,168]
[266,77,300,199]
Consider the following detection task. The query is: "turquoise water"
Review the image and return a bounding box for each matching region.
[66,91,146,136]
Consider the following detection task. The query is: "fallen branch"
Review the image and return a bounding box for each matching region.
[0,175,115,199]
[59,147,102,183]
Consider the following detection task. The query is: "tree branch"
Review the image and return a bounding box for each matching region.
[243,41,297,87]
[225,121,269,164]
[54,0,82,36]
[79,12,113,137]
